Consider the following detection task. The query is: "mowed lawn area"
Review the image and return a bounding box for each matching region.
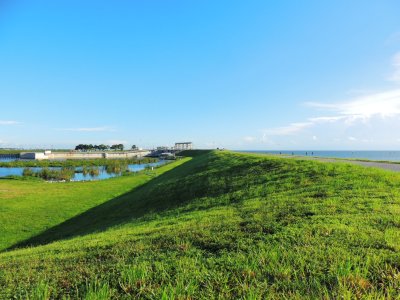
[0,151,399,299]
[0,158,189,252]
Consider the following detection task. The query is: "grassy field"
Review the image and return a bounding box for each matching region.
[0,149,71,155]
[0,158,187,252]
[0,150,399,298]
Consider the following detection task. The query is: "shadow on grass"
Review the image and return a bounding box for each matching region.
[8,152,216,250]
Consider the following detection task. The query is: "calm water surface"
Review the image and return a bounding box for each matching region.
[0,157,18,162]
[0,160,167,181]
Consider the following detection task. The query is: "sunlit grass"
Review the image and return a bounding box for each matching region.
[0,150,399,298]
[0,158,188,252]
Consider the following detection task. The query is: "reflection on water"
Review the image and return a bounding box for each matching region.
[0,160,167,181]
[0,158,18,162]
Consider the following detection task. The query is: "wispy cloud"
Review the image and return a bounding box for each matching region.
[262,88,400,139]
[263,122,312,136]
[262,52,400,141]
[0,120,20,125]
[57,126,114,132]
[307,89,400,120]
[308,116,345,123]
[263,116,346,137]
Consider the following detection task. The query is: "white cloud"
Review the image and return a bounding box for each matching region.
[263,115,346,137]
[255,52,400,147]
[0,120,20,125]
[263,122,312,136]
[308,116,345,123]
[262,88,400,141]
[312,135,317,141]
[58,126,114,132]
[307,89,400,119]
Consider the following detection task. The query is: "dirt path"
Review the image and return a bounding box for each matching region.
[241,152,400,173]
[299,156,400,172]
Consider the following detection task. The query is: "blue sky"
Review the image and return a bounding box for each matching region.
[1,1,400,150]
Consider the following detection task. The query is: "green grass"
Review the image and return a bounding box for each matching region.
[0,158,188,252]
[0,150,399,299]
[0,149,71,154]
[238,150,400,164]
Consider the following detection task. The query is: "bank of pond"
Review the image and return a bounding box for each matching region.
[0,160,168,181]
[0,156,159,166]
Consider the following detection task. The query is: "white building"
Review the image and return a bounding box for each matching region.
[174,142,193,151]
[20,152,49,160]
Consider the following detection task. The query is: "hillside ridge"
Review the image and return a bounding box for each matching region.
[0,150,399,299]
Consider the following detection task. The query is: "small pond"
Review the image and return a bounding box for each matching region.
[0,160,167,181]
[0,157,19,162]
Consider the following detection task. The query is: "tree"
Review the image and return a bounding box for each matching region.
[75,144,108,152]
[110,144,124,151]
[98,144,108,151]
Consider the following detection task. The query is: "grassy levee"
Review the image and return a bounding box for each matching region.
[0,150,399,298]
[178,149,212,157]
[0,158,188,252]
[11,155,204,248]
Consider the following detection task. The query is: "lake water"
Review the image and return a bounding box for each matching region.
[0,160,167,181]
[242,151,400,162]
[0,157,18,162]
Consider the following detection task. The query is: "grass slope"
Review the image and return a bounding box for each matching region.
[0,151,399,299]
[0,158,187,252]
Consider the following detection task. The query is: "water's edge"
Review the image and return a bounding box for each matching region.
[0,160,167,181]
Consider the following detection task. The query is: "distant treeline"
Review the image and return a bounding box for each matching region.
[75,144,127,151]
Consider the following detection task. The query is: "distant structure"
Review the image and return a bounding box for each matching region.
[20,151,50,160]
[20,149,150,160]
[156,146,170,151]
[174,142,193,151]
